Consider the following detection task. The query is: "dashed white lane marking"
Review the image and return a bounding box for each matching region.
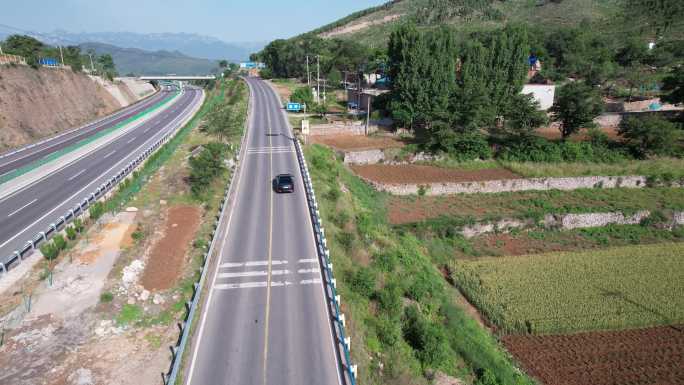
[247,146,295,155]
[127,136,137,144]
[219,260,287,269]
[68,169,87,181]
[7,198,37,218]
[298,258,318,264]
[218,269,290,279]
[300,278,322,285]
[297,268,319,274]
[214,281,294,290]
[103,150,116,159]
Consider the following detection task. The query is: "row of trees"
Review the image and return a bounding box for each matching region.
[1,35,117,79]
[387,23,550,152]
[256,35,386,82]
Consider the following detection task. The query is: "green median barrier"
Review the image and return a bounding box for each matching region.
[0,91,181,186]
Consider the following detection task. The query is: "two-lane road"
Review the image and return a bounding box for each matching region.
[0,86,203,268]
[186,78,343,385]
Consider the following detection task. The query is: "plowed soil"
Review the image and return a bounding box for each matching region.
[503,326,684,385]
[311,135,407,151]
[141,205,201,291]
[351,164,521,184]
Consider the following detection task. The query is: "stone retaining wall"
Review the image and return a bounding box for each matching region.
[369,175,653,195]
[343,149,441,165]
[460,210,682,238]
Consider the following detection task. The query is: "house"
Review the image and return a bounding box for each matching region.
[522,84,555,110]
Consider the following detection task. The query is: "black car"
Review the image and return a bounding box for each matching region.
[274,174,295,193]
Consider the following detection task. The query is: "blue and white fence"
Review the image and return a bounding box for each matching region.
[293,138,358,385]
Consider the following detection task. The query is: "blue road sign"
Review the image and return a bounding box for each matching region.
[287,102,302,112]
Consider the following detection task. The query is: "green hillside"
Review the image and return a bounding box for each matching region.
[305,0,684,48]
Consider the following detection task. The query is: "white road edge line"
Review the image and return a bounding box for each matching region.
[186,80,254,384]
[0,89,199,251]
[7,199,37,218]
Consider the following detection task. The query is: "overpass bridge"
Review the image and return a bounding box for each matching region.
[139,75,216,81]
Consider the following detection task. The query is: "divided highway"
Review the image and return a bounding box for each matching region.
[186,78,344,385]
[0,85,204,269]
[0,89,171,176]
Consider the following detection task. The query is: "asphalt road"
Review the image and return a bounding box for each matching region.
[0,89,172,177]
[186,78,343,385]
[0,86,203,267]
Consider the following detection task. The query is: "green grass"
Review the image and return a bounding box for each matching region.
[117,304,143,326]
[392,187,684,228]
[305,143,533,385]
[500,157,684,179]
[453,242,684,334]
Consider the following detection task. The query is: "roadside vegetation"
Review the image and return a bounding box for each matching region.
[305,143,532,385]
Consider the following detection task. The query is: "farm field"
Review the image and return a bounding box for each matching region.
[452,243,684,334]
[309,134,407,151]
[502,325,684,385]
[443,225,684,259]
[388,187,684,225]
[351,163,521,184]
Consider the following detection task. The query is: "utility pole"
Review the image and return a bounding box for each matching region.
[306,55,310,87]
[365,94,371,136]
[0,44,3,55]
[59,45,64,67]
[89,53,95,73]
[322,79,326,103]
[316,55,320,105]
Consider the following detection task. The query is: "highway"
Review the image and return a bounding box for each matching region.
[186,77,343,385]
[0,89,171,176]
[0,85,204,269]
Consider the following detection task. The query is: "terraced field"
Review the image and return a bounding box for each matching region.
[452,243,684,334]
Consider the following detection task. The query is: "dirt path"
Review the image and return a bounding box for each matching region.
[141,205,201,291]
[311,135,407,151]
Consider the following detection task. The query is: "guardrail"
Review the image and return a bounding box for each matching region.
[163,82,251,385]
[293,137,358,385]
[0,88,201,278]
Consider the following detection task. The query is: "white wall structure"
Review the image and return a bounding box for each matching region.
[522,84,556,110]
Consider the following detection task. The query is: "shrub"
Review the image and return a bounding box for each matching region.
[349,267,376,297]
[189,142,226,196]
[336,231,354,251]
[618,115,682,157]
[40,242,59,261]
[402,305,451,368]
[376,281,403,320]
[432,131,492,161]
[290,87,314,107]
[73,218,84,233]
[100,292,114,303]
[89,202,105,221]
[374,315,401,346]
[65,226,77,240]
[52,235,67,251]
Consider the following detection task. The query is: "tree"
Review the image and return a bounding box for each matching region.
[501,93,548,137]
[550,82,603,141]
[327,68,342,88]
[218,60,228,68]
[97,54,117,80]
[616,38,648,67]
[189,143,226,196]
[290,87,313,106]
[3,34,44,67]
[661,66,684,105]
[63,46,83,72]
[618,115,682,157]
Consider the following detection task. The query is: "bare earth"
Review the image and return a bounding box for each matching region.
[319,14,403,38]
[0,66,121,151]
[351,164,521,185]
[141,205,201,291]
[311,134,407,151]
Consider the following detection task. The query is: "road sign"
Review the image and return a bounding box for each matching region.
[287,102,303,112]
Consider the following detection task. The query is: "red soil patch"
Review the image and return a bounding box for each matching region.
[351,164,521,185]
[310,135,407,151]
[536,125,620,141]
[503,325,684,385]
[141,205,202,291]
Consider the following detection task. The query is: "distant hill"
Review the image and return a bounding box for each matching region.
[79,42,218,76]
[304,0,641,46]
[58,31,264,62]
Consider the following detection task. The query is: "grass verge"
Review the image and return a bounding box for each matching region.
[304,143,533,385]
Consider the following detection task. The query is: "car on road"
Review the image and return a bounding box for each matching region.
[274,173,295,193]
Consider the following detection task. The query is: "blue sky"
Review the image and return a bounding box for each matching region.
[1,0,386,42]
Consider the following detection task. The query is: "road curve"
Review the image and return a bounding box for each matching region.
[0,89,171,176]
[186,77,343,385]
[0,86,203,268]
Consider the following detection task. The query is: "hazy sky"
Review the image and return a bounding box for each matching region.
[1,0,386,42]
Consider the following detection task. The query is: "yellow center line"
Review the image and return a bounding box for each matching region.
[262,82,275,385]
